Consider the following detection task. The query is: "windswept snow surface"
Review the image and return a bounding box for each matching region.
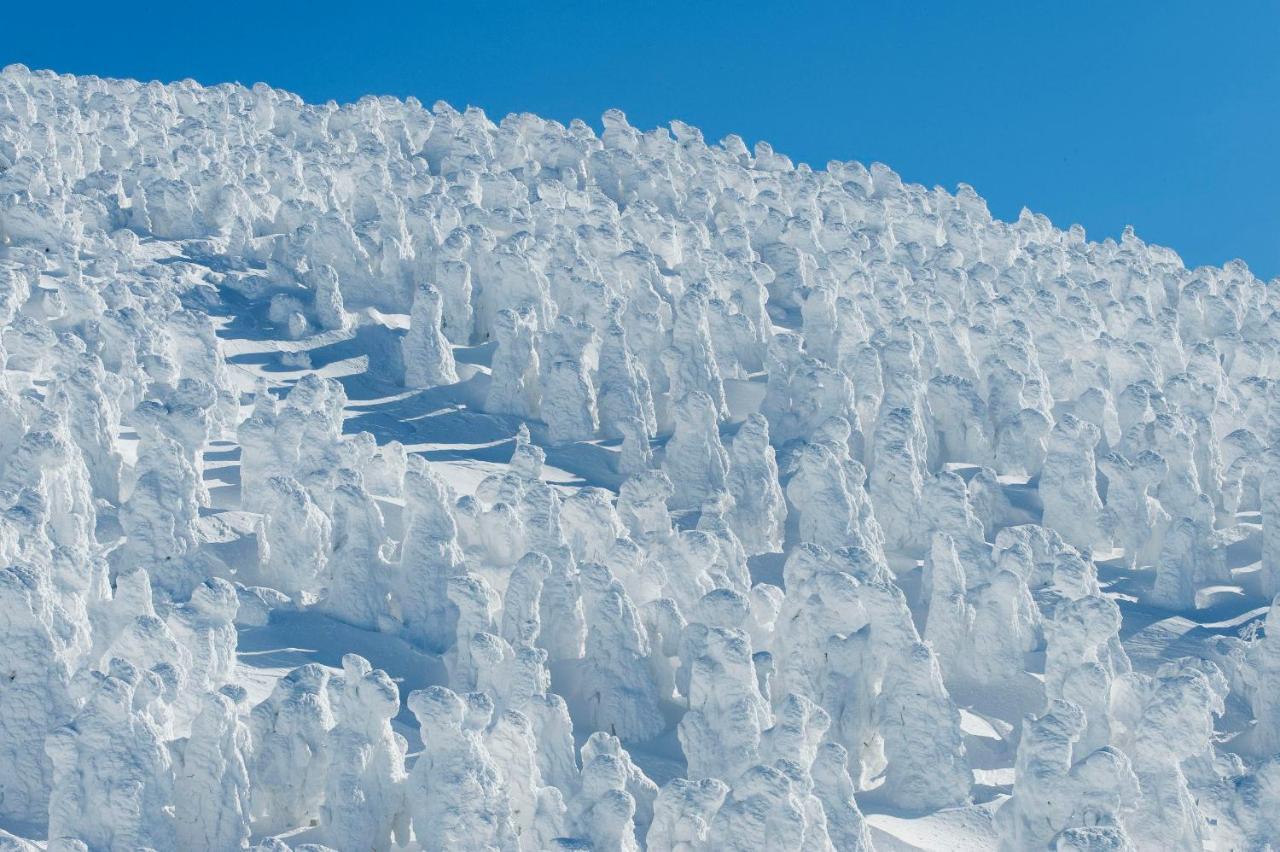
[1,64,1279,850]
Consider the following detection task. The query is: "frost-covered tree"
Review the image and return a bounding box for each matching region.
[875,641,971,813]
[319,655,409,852]
[172,691,252,852]
[398,455,466,651]
[725,413,786,555]
[406,686,519,851]
[540,316,599,444]
[249,664,336,834]
[118,426,204,597]
[486,304,541,419]
[679,618,771,783]
[665,284,727,419]
[647,777,729,851]
[1110,660,1225,851]
[996,699,1139,852]
[704,764,808,852]
[0,564,76,827]
[811,742,874,852]
[1044,593,1130,703]
[662,392,730,511]
[577,563,664,742]
[254,475,332,599]
[1040,415,1107,552]
[46,664,177,852]
[786,441,860,553]
[596,303,656,441]
[403,281,458,388]
[167,576,239,711]
[868,406,927,554]
[1098,450,1168,570]
[317,472,392,630]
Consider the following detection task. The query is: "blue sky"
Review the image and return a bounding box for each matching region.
[5,1,1278,278]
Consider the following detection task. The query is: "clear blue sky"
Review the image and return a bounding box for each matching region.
[5,1,1278,278]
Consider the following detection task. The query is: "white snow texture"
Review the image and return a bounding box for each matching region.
[0,64,1276,851]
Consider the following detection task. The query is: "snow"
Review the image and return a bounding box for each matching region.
[1,62,1279,849]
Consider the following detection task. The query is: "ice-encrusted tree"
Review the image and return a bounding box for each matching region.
[319,654,409,852]
[618,415,656,474]
[811,742,875,852]
[46,663,177,852]
[397,454,466,651]
[665,284,727,419]
[581,732,659,839]
[662,391,730,512]
[1098,450,1168,570]
[725,413,787,555]
[540,315,600,444]
[996,699,1139,852]
[1044,592,1131,706]
[254,474,332,599]
[1110,660,1226,851]
[646,777,729,851]
[307,263,351,332]
[1040,414,1107,552]
[248,664,337,834]
[577,562,664,742]
[786,441,860,553]
[485,706,568,848]
[704,764,809,851]
[317,472,392,630]
[1262,449,1280,598]
[1150,501,1226,611]
[0,563,76,828]
[874,641,971,813]
[445,572,501,691]
[117,425,205,598]
[403,281,459,388]
[1232,596,1280,759]
[868,406,927,554]
[596,302,657,442]
[486,304,542,420]
[167,576,240,711]
[406,686,519,851]
[172,691,253,852]
[679,620,772,783]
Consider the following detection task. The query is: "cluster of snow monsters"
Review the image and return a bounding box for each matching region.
[2,64,1280,851]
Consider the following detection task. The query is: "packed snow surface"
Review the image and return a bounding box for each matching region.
[0,64,1278,850]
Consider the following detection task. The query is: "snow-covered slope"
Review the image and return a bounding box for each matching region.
[1,64,1278,850]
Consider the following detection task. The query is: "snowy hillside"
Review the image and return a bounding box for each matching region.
[1,63,1279,850]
